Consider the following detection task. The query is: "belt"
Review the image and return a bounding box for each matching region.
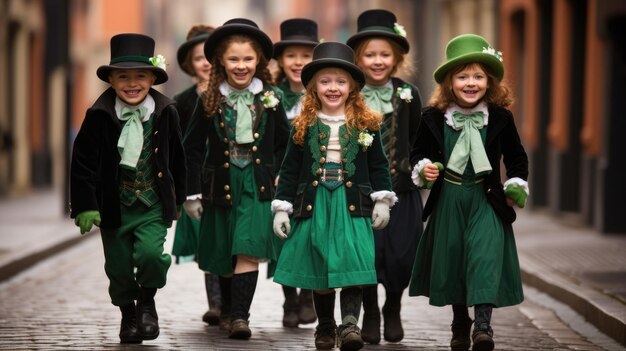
[443,170,484,185]
[320,168,344,182]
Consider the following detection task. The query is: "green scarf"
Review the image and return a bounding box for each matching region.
[117,105,148,169]
[362,85,393,114]
[226,89,255,144]
[447,111,492,175]
[279,80,303,112]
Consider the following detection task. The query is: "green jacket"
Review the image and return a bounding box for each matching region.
[275,120,392,218]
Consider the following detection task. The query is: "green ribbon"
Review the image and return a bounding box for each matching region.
[226,89,255,144]
[362,85,393,114]
[447,111,492,175]
[279,81,303,112]
[117,106,148,169]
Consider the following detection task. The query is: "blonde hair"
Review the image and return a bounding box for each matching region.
[353,37,415,78]
[291,69,381,146]
[203,34,273,116]
[428,62,513,111]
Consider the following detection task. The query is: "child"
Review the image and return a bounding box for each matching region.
[171,24,223,327]
[409,34,529,351]
[346,9,423,344]
[182,18,290,339]
[271,17,319,328]
[70,33,187,343]
[272,41,397,351]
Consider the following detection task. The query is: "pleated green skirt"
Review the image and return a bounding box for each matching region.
[197,165,279,276]
[274,185,377,290]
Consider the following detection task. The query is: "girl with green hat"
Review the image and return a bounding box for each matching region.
[346,9,424,344]
[409,33,529,351]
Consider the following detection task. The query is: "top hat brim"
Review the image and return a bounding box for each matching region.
[301,59,365,89]
[273,39,318,58]
[433,52,504,83]
[96,62,168,85]
[346,30,409,53]
[177,33,211,75]
[203,24,273,64]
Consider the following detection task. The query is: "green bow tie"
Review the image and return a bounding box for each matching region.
[226,89,255,144]
[117,105,148,169]
[447,111,492,176]
[279,81,303,112]
[362,86,393,114]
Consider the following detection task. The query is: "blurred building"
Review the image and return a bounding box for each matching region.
[1,0,625,233]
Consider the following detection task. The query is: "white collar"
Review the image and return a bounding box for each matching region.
[317,112,346,122]
[444,102,489,130]
[219,77,264,97]
[115,94,155,122]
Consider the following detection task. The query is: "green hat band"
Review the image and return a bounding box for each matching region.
[110,55,151,65]
[360,25,395,34]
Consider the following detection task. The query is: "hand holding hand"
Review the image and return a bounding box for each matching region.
[371,201,390,230]
[273,211,291,239]
[183,199,203,220]
[504,183,527,208]
[75,210,101,235]
[421,162,444,189]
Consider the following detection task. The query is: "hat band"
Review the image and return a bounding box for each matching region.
[359,25,394,34]
[282,35,318,42]
[110,55,152,65]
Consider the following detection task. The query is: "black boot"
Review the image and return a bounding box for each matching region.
[202,273,222,326]
[119,302,142,344]
[136,287,159,340]
[451,304,472,351]
[382,290,403,342]
[298,289,317,324]
[218,276,233,332]
[360,285,380,344]
[313,291,337,350]
[229,271,258,339]
[282,285,300,327]
[472,304,494,351]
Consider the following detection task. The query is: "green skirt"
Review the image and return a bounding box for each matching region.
[171,206,200,263]
[408,179,523,307]
[274,185,377,290]
[197,165,279,276]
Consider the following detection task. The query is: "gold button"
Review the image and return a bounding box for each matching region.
[225,194,231,200]
[390,168,396,175]
[254,132,260,139]
[223,138,228,143]
[224,150,230,156]
[135,190,141,196]
[346,181,353,188]
[319,157,326,164]
[220,122,225,128]
[319,133,326,139]
[312,180,318,187]
[349,205,356,211]
[154,147,159,154]
[224,185,230,191]
[252,146,258,152]
[341,158,347,163]
[255,159,261,165]
[392,160,397,166]
[343,133,349,139]
[224,162,230,169]
[260,186,265,192]
[218,108,222,114]
[154,130,159,135]
[157,172,163,178]
[316,168,322,175]
[320,145,326,152]
[306,204,313,211]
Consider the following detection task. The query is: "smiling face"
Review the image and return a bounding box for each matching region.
[451,63,489,108]
[277,45,314,91]
[356,38,396,86]
[108,69,156,106]
[221,41,259,90]
[191,42,211,82]
[314,67,352,116]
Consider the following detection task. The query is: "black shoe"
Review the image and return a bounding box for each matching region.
[382,298,404,342]
[472,324,494,351]
[119,303,142,344]
[137,288,159,340]
[283,293,300,328]
[450,318,472,350]
[314,323,336,350]
[360,311,381,344]
[228,319,251,339]
[337,324,364,351]
[298,289,317,324]
[202,308,221,326]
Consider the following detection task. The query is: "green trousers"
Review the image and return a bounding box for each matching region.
[100,201,172,306]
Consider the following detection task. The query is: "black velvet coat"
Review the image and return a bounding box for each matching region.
[173,85,202,135]
[70,88,187,229]
[410,105,528,223]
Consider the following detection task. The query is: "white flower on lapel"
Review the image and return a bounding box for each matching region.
[393,23,407,38]
[357,130,374,150]
[149,54,168,71]
[261,90,280,110]
[396,85,413,103]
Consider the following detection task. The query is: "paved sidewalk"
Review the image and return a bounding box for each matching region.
[0,189,624,346]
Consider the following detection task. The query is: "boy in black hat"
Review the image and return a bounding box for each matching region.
[70,33,186,343]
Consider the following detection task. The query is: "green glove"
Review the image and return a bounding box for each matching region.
[420,162,444,189]
[75,210,101,234]
[504,183,527,208]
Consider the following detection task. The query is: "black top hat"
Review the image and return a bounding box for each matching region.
[301,42,365,88]
[97,33,168,85]
[177,27,215,76]
[346,9,409,54]
[203,18,273,64]
[273,18,319,58]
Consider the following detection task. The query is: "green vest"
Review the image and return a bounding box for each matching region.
[119,115,159,207]
[224,104,253,169]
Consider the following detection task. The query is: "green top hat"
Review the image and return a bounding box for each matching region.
[273,18,319,58]
[177,27,215,76]
[301,41,365,88]
[203,18,273,64]
[346,9,409,54]
[97,33,168,85]
[433,34,504,83]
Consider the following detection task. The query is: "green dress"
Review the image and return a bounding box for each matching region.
[408,124,523,307]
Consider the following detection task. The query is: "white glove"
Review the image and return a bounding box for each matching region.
[371,201,390,230]
[273,211,291,239]
[183,199,203,220]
